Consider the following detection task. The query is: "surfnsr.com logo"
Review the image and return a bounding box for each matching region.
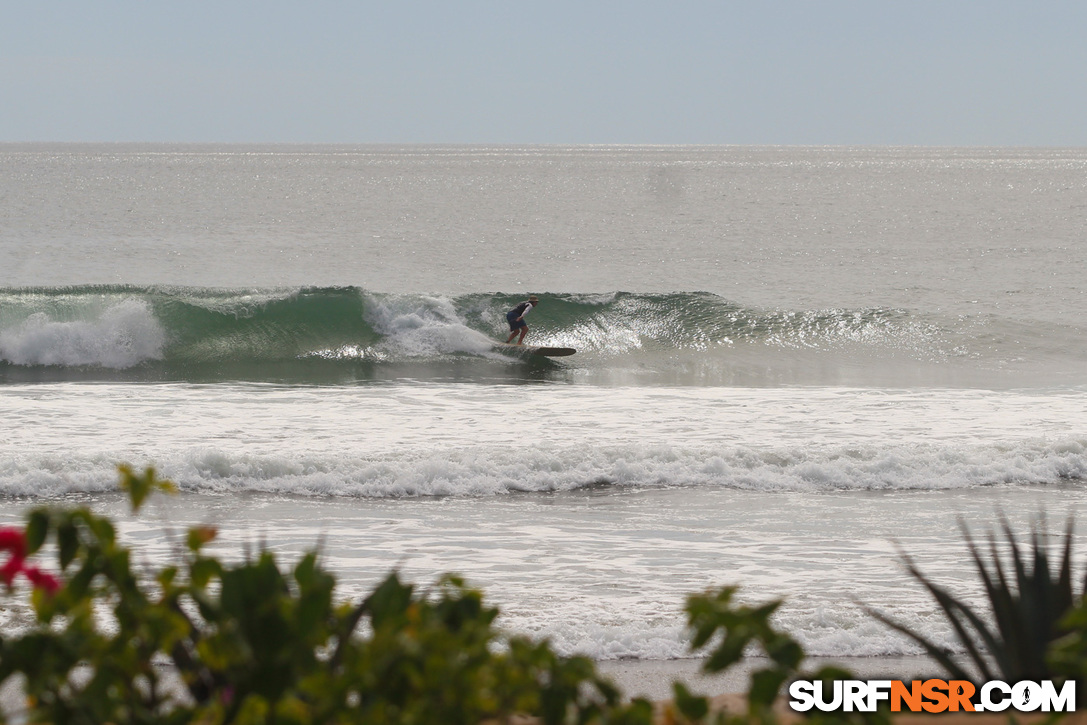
[788,679,1077,713]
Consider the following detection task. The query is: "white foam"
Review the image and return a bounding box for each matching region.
[2,437,1082,499]
[2,451,1081,662]
[2,383,1085,661]
[0,299,164,368]
[2,382,1085,497]
[363,294,499,358]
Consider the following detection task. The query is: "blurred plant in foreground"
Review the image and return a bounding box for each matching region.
[12,465,1049,724]
[867,516,1085,683]
[0,466,657,724]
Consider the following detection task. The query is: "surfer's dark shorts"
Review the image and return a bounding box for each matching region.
[507,311,527,330]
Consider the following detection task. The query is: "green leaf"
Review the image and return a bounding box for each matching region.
[748,668,787,707]
[673,681,709,721]
[118,464,176,513]
[157,566,179,589]
[25,509,50,554]
[364,572,415,627]
[186,526,217,552]
[58,521,79,570]
[190,557,222,588]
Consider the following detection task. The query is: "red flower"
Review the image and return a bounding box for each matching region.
[0,527,60,595]
[0,527,26,559]
[0,527,27,586]
[0,554,22,586]
[23,566,61,595]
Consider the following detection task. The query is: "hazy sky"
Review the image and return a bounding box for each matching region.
[3,1,1085,145]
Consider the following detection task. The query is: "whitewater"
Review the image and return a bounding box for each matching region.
[1,144,1086,664]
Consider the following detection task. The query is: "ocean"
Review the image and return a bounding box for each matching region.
[1,144,1086,665]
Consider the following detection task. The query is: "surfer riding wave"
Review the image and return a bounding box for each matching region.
[505,295,539,345]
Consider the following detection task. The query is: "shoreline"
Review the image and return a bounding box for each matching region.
[0,655,943,706]
[597,655,947,702]
[3,655,1071,722]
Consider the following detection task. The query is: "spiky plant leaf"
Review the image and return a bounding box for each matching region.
[870,516,1083,682]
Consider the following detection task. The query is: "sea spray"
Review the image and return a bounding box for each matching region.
[0,298,164,368]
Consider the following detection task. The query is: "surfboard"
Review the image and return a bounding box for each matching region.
[495,342,576,357]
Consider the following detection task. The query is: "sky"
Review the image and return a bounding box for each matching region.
[2,1,1086,145]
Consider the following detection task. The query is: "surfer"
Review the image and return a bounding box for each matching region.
[505,295,539,345]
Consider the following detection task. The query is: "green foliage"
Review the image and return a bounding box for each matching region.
[0,466,656,724]
[1049,598,1087,679]
[867,516,1085,682]
[686,586,800,712]
[118,464,177,512]
[671,587,887,725]
[23,466,1085,724]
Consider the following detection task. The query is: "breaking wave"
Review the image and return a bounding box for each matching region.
[0,285,1083,385]
[2,437,1084,499]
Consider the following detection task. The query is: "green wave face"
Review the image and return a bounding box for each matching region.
[0,286,378,381]
[0,286,1076,385]
[455,291,933,353]
[154,286,379,362]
